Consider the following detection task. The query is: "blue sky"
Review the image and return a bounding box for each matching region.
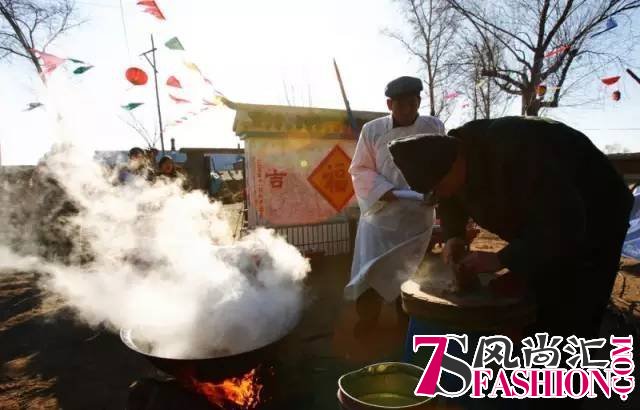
[0,0,638,165]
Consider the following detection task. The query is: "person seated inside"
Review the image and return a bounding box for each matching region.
[118,147,155,184]
[157,155,190,190]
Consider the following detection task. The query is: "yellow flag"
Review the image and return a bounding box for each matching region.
[183,60,201,74]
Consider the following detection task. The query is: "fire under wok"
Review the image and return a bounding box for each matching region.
[120,326,293,382]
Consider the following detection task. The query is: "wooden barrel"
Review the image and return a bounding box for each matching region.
[400,256,536,409]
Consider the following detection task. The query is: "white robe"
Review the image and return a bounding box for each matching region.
[345,115,445,302]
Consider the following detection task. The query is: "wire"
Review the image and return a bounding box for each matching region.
[118,0,132,63]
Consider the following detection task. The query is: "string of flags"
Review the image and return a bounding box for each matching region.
[32,49,93,76]
[118,24,227,126]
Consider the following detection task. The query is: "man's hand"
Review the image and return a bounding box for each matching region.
[443,237,467,265]
[458,251,503,275]
[380,190,397,202]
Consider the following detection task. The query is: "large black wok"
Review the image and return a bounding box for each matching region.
[120,327,292,382]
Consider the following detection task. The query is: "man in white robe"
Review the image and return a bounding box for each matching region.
[345,76,444,332]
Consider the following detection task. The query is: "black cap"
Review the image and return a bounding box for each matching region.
[385,76,423,98]
[158,155,174,166]
[129,147,144,158]
[388,134,458,194]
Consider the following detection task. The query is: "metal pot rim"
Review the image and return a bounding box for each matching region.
[337,362,432,409]
[119,323,293,361]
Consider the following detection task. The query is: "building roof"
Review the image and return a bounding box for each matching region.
[607,152,640,161]
[223,97,387,139]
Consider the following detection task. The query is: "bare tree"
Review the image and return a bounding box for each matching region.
[447,0,640,116]
[0,0,80,83]
[120,113,159,149]
[456,36,513,120]
[385,0,463,119]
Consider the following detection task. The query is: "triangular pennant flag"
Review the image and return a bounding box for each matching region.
[122,102,144,111]
[169,94,191,104]
[165,37,185,51]
[24,102,43,111]
[144,7,165,20]
[166,76,182,88]
[137,0,165,20]
[67,58,86,64]
[591,17,618,38]
[202,96,223,106]
[32,49,65,74]
[445,91,461,100]
[183,60,202,74]
[601,76,621,86]
[544,45,570,58]
[73,65,93,75]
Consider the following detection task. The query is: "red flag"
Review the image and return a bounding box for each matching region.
[601,76,621,86]
[169,94,191,104]
[166,76,182,88]
[544,45,569,58]
[138,0,165,20]
[32,49,65,74]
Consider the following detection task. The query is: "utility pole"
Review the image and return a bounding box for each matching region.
[333,59,358,139]
[140,34,166,154]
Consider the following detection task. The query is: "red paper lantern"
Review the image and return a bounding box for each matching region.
[536,84,547,97]
[126,67,148,86]
[612,90,621,101]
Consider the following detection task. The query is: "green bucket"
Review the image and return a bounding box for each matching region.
[337,362,433,409]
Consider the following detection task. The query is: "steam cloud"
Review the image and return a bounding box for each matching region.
[1,133,310,359]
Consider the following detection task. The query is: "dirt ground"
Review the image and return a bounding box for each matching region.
[1,230,639,409]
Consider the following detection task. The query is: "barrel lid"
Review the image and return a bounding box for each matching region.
[401,256,536,331]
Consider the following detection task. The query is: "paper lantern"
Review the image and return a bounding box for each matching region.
[536,84,547,97]
[126,67,148,86]
[612,90,621,101]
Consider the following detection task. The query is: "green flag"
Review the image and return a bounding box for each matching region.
[73,65,93,74]
[165,37,184,50]
[68,58,86,64]
[122,103,144,111]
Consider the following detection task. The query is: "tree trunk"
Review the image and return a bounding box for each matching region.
[522,90,541,116]
[0,3,46,85]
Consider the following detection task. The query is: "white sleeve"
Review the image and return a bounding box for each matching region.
[349,123,395,212]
